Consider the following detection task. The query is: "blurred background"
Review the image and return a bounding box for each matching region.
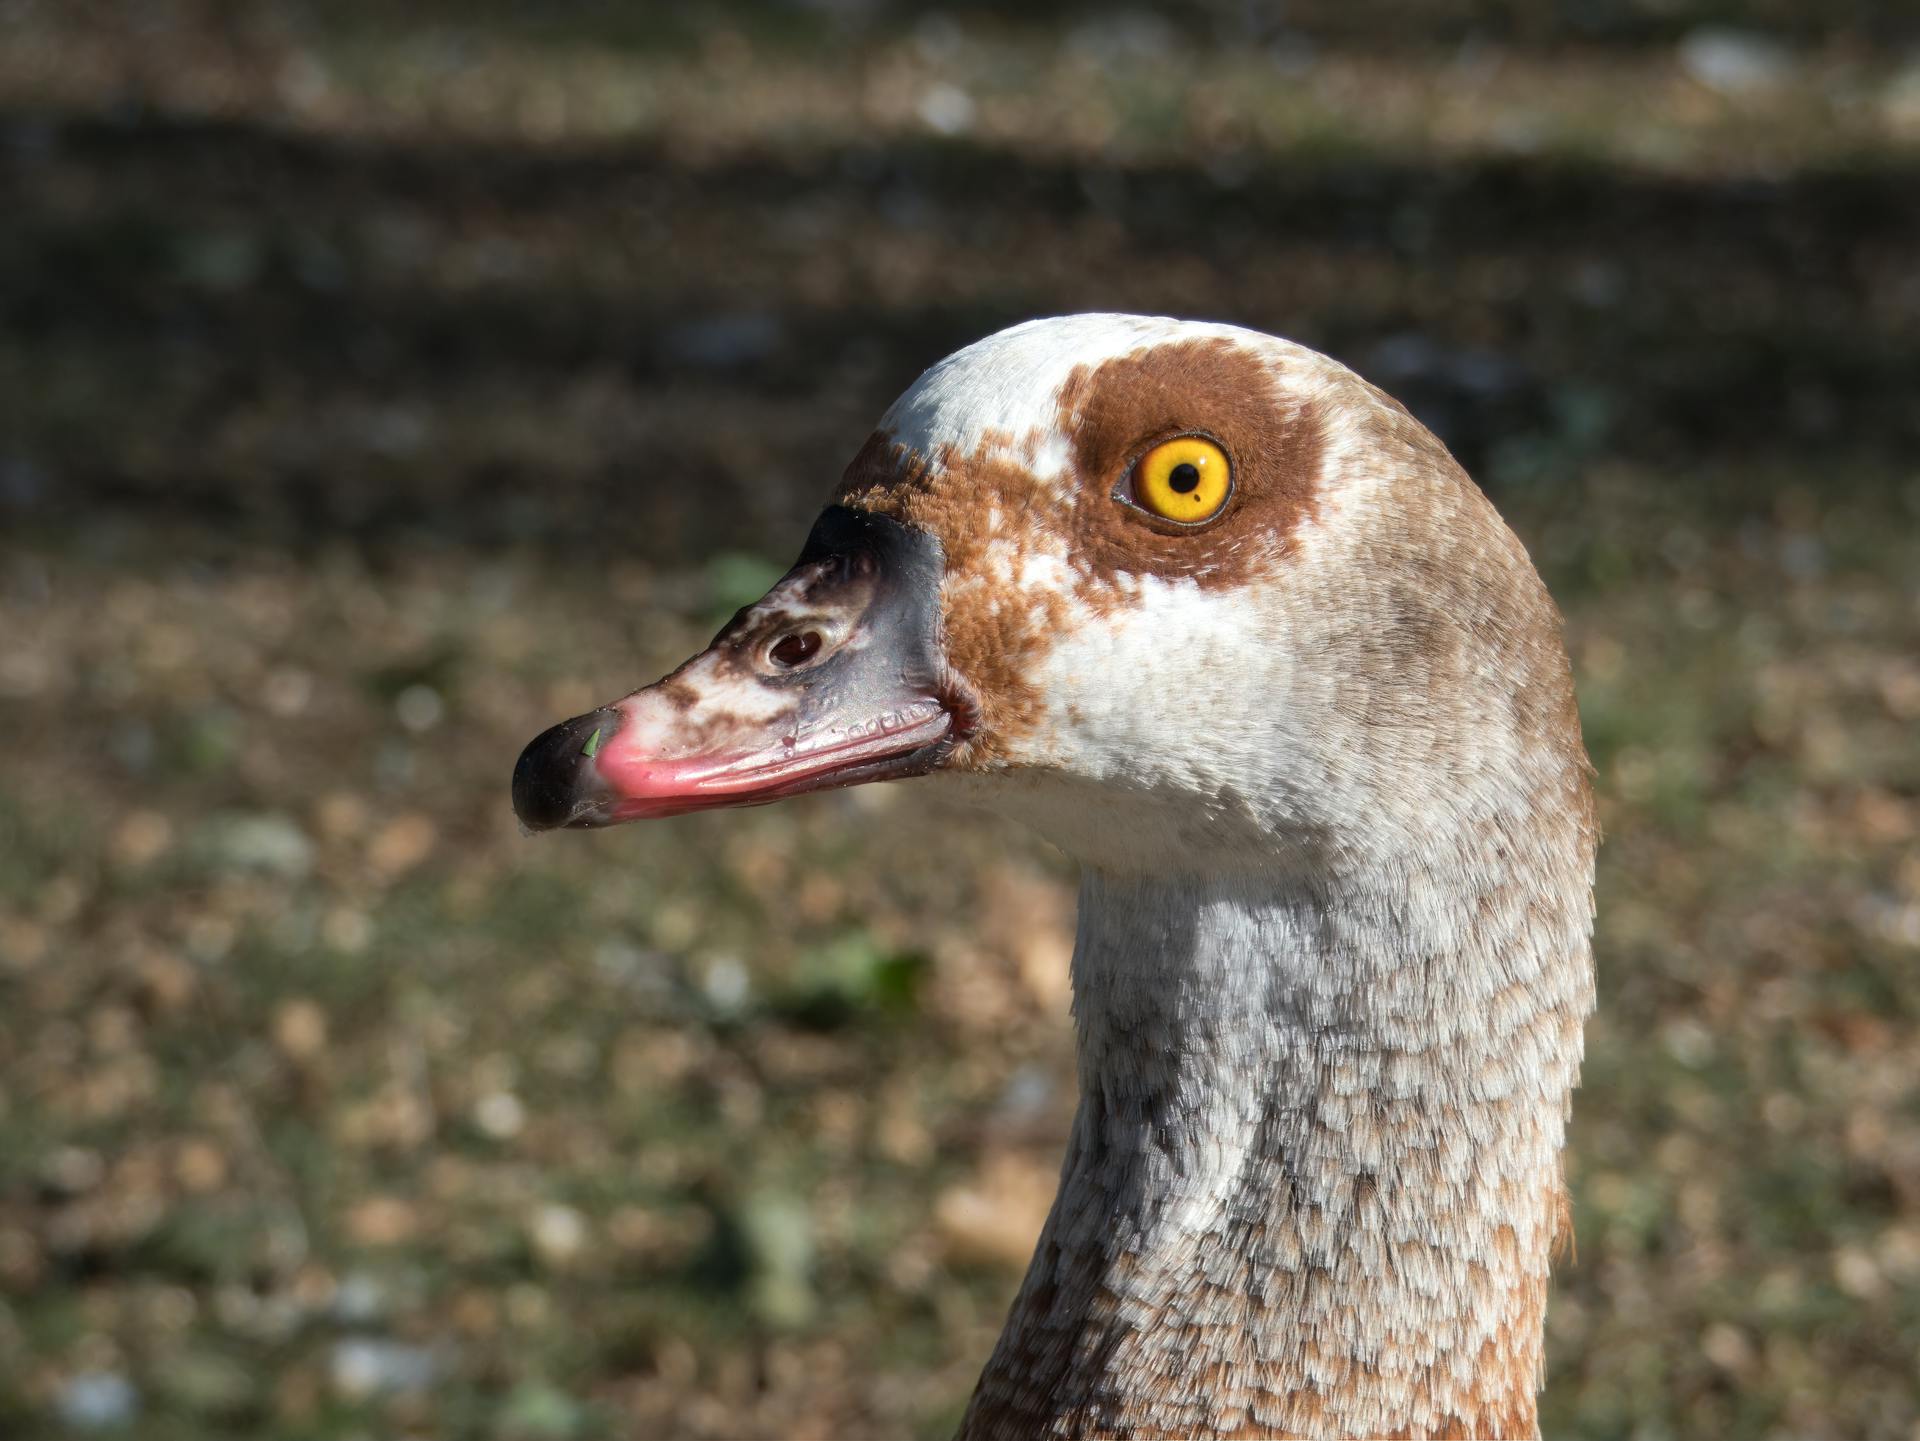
[2,1,1918,1437]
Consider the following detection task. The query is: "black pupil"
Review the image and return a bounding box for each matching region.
[1168,462,1202,495]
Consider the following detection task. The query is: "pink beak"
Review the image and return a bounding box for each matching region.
[512,507,966,830]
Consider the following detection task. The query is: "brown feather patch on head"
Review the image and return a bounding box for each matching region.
[836,430,1073,765]
[836,336,1327,765]
[1053,335,1326,591]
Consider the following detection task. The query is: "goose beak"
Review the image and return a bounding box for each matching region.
[512,507,963,830]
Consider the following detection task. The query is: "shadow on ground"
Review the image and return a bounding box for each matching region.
[6,107,1918,555]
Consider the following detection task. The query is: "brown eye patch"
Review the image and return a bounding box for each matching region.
[834,333,1330,764]
[1054,335,1326,592]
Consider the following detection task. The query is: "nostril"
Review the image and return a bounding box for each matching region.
[769,630,823,669]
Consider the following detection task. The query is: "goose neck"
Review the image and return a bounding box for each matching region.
[961,854,1590,1440]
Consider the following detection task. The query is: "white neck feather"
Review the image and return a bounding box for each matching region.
[960,812,1592,1440]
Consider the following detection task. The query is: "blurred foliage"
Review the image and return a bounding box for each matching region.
[1,1,1918,1438]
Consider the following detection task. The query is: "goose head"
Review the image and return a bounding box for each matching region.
[512,313,1595,1439]
[514,312,1587,883]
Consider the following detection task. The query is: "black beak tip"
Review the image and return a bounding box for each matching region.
[512,707,623,831]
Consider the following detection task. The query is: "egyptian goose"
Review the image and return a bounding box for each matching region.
[513,314,1597,1440]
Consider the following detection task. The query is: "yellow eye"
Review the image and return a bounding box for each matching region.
[1130,436,1232,524]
